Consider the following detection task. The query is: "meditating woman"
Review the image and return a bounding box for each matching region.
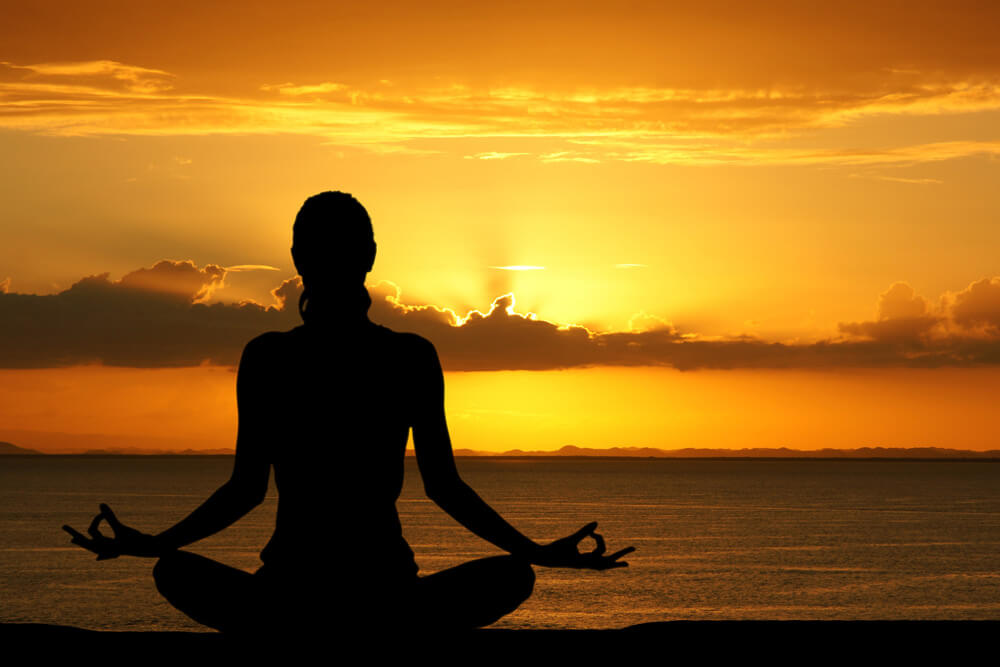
[64,191,633,633]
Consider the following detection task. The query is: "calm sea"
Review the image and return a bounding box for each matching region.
[2,456,999,630]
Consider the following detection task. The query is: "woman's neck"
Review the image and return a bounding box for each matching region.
[299,284,373,328]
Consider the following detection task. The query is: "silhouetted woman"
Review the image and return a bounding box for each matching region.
[64,192,633,634]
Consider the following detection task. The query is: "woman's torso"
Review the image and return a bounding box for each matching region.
[252,321,422,584]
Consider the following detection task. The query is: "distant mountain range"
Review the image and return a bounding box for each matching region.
[447,445,1000,459]
[0,442,233,455]
[3,441,998,458]
[0,442,44,455]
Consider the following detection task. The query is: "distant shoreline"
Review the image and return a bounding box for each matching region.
[4,440,999,460]
[4,453,1000,462]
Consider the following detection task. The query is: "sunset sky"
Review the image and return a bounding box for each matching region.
[2,1,999,452]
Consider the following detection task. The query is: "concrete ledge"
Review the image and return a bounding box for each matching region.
[2,621,996,661]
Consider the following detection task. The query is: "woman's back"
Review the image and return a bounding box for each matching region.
[244,320,430,582]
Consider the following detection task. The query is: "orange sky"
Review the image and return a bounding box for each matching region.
[2,1,999,452]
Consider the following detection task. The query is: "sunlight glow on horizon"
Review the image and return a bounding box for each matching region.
[3,366,999,453]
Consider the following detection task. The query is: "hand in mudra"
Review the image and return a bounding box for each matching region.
[63,504,162,560]
[533,522,634,570]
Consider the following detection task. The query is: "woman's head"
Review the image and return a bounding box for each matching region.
[292,191,375,286]
[291,191,376,322]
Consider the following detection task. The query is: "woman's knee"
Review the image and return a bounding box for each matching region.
[152,552,178,595]
[483,555,535,604]
[152,550,199,596]
[507,557,535,602]
[151,551,258,633]
[482,556,535,624]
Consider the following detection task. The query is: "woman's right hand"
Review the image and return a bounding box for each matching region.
[529,522,635,570]
[63,504,164,560]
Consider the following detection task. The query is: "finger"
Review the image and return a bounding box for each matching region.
[62,525,85,540]
[99,504,122,530]
[608,546,636,561]
[590,532,607,556]
[63,525,92,547]
[87,513,107,540]
[571,521,598,543]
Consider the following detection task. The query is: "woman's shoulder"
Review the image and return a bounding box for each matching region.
[237,328,304,370]
[239,324,439,370]
[243,328,298,353]
[372,324,438,357]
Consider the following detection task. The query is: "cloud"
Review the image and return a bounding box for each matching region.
[269,276,304,312]
[117,260,227,303]
[838,282,941,343]
[2,60,174,93]
[877,283,930,320]
[540,151,601,164]
[260,81,346,96]
[3,58,1000,166]
[464,152,528,160]
[224,264,281,272]
[369,288,611,371]
[838,279,1000,352]
[570,138,1000,167]
[4,265,1000,371]
[947,277,1000,335]
[849,173,944,185]
[0,261,298,368]
[627,311,674,333]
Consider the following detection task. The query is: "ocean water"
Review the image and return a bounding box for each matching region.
[2,456,999,630]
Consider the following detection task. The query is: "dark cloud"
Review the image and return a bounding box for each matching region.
[833,279,1000,368]
[371,281,1000,371]
[0,261,297,368]
[369,287,654,371]
[949,277,1000,334]
[838,282,941,343]
[117,260,226,301]
[4,264,1000,371]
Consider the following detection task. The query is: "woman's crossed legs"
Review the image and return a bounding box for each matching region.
[153,551,535,634]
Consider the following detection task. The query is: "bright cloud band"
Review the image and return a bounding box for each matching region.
[3,59,1000,166]
[3,260,1000,371]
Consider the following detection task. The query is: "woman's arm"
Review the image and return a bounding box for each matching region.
[154,336,273,550]
[64,337,273,559]
[413,392,540,558]
[151,441,269,552]
[410,337,633,569]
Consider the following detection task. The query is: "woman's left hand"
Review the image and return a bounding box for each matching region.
[63,504,163,560]
[530,522,635,570]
